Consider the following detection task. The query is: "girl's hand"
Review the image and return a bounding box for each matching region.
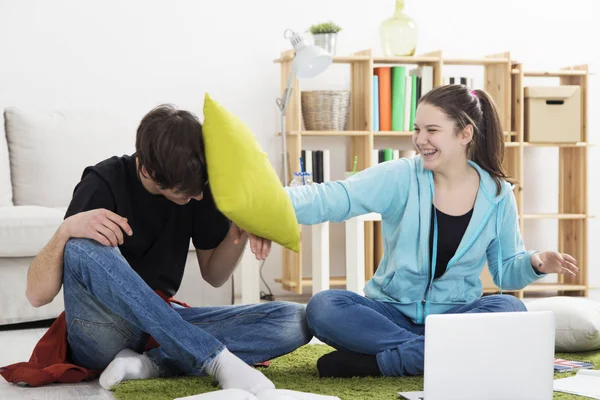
[530,251,578,277]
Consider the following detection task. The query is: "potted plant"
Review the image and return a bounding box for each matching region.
[309,21,341,55]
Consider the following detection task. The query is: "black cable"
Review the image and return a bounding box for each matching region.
[259,259,275,301]
[231,274,235,305]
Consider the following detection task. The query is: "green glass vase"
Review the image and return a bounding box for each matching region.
[380,0,418,56]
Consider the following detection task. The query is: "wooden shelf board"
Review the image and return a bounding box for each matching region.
[276,277,348,288]
[277,130,370,137]
[522,213,587,220]
[523,142,588,147]
[332,56,371,63]
[511,69,521,75]
[443,57,511,65]
[274,54,370,64]
[482,288,521,294]
[278,279,586,294]
[524,70,587,77]
[483,283,587,294]
[504,142,520,148]
[523,283,587,292]
[301,130,370,137]
[373,56,440,64]
[374,131,413,137]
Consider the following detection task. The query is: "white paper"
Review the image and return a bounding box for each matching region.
[174,388,340,400]
[553,369,600,399]
[397,391,424,400]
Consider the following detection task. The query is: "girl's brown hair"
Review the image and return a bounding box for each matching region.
[418,84,512,195]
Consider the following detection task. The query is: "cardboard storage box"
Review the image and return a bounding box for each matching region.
[524,86,581,143]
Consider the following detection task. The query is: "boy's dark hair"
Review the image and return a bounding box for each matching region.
[135,104,207,196]
[418,85,512,196]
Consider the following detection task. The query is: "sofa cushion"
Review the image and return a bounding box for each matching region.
[5,107,137,207]
[0,115,13,206]
[526,296,600,352]
[0,206,66,257]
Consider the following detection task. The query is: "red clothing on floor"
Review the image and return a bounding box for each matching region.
[0,291,189,387]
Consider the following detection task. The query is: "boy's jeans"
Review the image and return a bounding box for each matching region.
[63,238,311,377]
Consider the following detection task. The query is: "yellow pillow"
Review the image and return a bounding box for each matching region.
[202,93,300,252]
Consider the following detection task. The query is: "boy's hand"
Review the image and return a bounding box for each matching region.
[230,224,271,260]
[249,234,272,261]
[62,208,133,247]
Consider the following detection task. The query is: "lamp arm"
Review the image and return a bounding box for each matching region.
[276,60,297,114]
[276,61,298,187]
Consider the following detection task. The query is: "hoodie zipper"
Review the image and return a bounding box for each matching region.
[420,205,438,325]
[419,201,497,324]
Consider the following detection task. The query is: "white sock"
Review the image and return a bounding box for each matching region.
[204,348,275,395]
[99,348,161,390]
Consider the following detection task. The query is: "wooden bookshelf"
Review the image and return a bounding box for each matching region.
[275,49,590,298]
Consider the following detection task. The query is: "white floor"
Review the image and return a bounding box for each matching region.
[0,327,115,399]
[1,291,598,399]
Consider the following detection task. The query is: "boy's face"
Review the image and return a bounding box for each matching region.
[137,161,204,205]
[155,186,203,205]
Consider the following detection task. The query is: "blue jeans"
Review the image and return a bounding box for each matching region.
[306,289,527,377]
[62,238,312,377]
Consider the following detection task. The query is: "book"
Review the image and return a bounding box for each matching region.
[322,150,330,182]
[554,358,594,372]
[372,75,379,131]
[409,74,418,129]
[391,66,406,131]
[553,369,600,399]
[301,149,330,183]
[175,388,341,400]
[374,67,392,131]
[403,75,412,131]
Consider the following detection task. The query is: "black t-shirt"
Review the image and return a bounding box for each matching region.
[64,154,231,296]
[429,204,473,280]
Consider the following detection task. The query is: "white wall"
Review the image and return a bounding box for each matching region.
[0,0,598,299]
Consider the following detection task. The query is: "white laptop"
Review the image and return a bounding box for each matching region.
[399,310,555,400]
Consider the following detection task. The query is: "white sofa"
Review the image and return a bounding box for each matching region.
[0,107,234,326]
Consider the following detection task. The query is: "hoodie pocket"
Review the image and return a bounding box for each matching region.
[429,277,467,304]
[382,269,427,303]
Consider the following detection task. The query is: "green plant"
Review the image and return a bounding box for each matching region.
[309,21,341,34]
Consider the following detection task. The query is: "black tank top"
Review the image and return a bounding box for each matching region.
[429,204,473,279]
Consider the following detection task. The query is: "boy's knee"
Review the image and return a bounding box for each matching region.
[277,302,312,346]
[63,238,120,274]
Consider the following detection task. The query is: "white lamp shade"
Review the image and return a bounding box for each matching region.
[294,45,332,79]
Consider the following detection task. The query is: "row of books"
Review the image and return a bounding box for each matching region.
[299,148,417,184]
[373,66,433,132]
[371,149,417,167]
[443,76,478,88]
[300,150,330,184]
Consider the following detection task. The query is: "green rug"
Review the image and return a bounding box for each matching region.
[113,345,600,400]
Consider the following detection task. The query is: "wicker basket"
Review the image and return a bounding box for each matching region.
[301,90,350,131]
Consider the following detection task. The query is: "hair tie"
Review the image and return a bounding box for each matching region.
[471,90,477,96]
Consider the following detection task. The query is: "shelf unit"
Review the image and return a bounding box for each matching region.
[274,49,590,299]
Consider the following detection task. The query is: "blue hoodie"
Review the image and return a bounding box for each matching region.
[285,156,544,324]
